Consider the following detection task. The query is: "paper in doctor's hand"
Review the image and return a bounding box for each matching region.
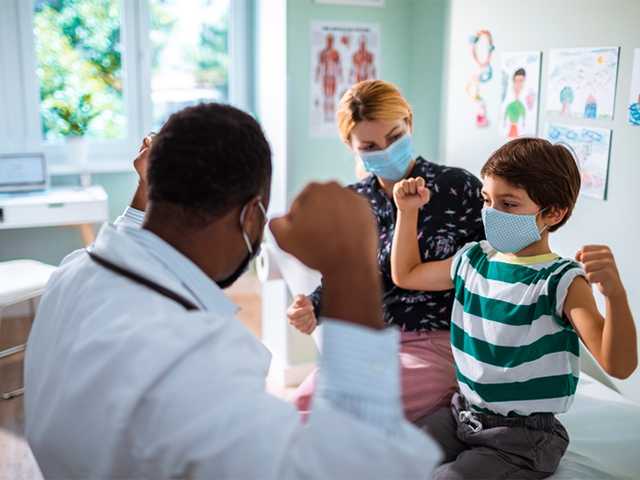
[269,181,377,277]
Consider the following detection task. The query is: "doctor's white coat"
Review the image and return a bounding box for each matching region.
[24,210,440,479]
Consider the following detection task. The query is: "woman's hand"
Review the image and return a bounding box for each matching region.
[287,295,317,334]
[393,177,430,212]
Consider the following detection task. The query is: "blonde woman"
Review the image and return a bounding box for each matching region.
[288,80,485,422]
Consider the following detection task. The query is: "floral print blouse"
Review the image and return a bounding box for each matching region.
[310,157,485,332]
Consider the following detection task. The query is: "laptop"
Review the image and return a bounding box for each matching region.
[0,153,48,193]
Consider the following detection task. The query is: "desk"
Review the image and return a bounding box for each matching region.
[0,186,109,246]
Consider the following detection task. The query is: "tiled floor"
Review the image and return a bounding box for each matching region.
[0,273,263,480]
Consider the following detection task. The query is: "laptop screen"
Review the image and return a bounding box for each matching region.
[0,153,47,192]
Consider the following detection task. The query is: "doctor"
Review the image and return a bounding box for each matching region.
[24,103,440,479]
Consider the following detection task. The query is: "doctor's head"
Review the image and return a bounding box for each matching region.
[144,103,272,289]
[337,80,415,182]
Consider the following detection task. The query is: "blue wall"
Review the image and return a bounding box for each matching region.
[286,0,448,200]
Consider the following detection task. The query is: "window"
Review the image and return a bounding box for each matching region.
[0,0,249,172]
[33,0,126,141]
[149,0,230,130]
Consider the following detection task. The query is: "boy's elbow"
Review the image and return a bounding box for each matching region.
[608,367,635,380]
[604,359,638,380]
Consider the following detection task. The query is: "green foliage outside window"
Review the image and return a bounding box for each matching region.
[34,0,124,139]
[33,0,231,140]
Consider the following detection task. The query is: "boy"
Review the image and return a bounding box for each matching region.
[390,138,637,479]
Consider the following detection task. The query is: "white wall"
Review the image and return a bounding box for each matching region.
[441,0,640,401]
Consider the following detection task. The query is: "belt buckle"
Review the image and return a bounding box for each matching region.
[459,410,483,433]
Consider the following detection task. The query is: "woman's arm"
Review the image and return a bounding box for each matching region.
[564,245,637,379]
[390,178,454,291]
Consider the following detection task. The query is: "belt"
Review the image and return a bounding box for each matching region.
[458,410,557,433]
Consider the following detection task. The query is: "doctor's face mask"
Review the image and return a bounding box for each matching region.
[216,199,267,289]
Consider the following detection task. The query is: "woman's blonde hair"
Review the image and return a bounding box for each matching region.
[336,79,413,144]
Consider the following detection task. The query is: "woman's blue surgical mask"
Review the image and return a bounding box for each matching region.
[482,207,548,254]
[359,133,414,181]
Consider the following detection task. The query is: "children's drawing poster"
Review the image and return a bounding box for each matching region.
[546,47,620,120]
[545,123,612,200]
[500,51,541,139]
[309,22,380,138]
[629,48,640,126]
[465,29,495,128]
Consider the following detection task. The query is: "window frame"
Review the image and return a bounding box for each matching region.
[0,0,250,175]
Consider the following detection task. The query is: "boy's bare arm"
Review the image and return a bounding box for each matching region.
[564,245,637,379]
[390,178,454,291]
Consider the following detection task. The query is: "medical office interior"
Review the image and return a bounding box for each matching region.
[1,0,639,478]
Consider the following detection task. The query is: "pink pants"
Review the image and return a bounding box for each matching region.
[293,330,457,422]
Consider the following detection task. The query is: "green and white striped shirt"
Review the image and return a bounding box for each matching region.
[450,241,585,416]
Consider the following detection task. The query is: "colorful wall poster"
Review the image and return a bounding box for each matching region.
[500,51,542,139]
[309,22,380,138]
[465,29,495,128]
[629,48,640,126]
[545,123,612,200]
[546,47,620,120]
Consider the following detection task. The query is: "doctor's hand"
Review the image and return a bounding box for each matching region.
[287,295,317,334]
[270,182,383,330]
[134,134,153,183]
[393,177,430,212]
[130,134,154,211]
[269,182,377,276]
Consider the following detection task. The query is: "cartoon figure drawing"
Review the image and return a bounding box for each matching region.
[629,93,640,126]
[504,68,527,138]
[315,33,343,122]
[349,34,376,84]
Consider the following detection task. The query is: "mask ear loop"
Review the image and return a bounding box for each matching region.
[239,198,268,255]
[537,207,550,235]
[239,204,254,255]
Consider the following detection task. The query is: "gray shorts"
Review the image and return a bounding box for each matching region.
[416,393,569,480]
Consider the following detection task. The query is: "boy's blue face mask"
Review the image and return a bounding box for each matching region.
[482,207,548,254]
[359,134,414,181]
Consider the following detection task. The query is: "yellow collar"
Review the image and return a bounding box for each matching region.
[493,252,560,266]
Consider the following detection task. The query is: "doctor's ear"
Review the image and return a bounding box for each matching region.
[240,196,267,226]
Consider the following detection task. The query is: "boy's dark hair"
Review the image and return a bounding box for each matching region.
[480,138,581,232]
[513,68,526,79]
[147,103,272,227]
